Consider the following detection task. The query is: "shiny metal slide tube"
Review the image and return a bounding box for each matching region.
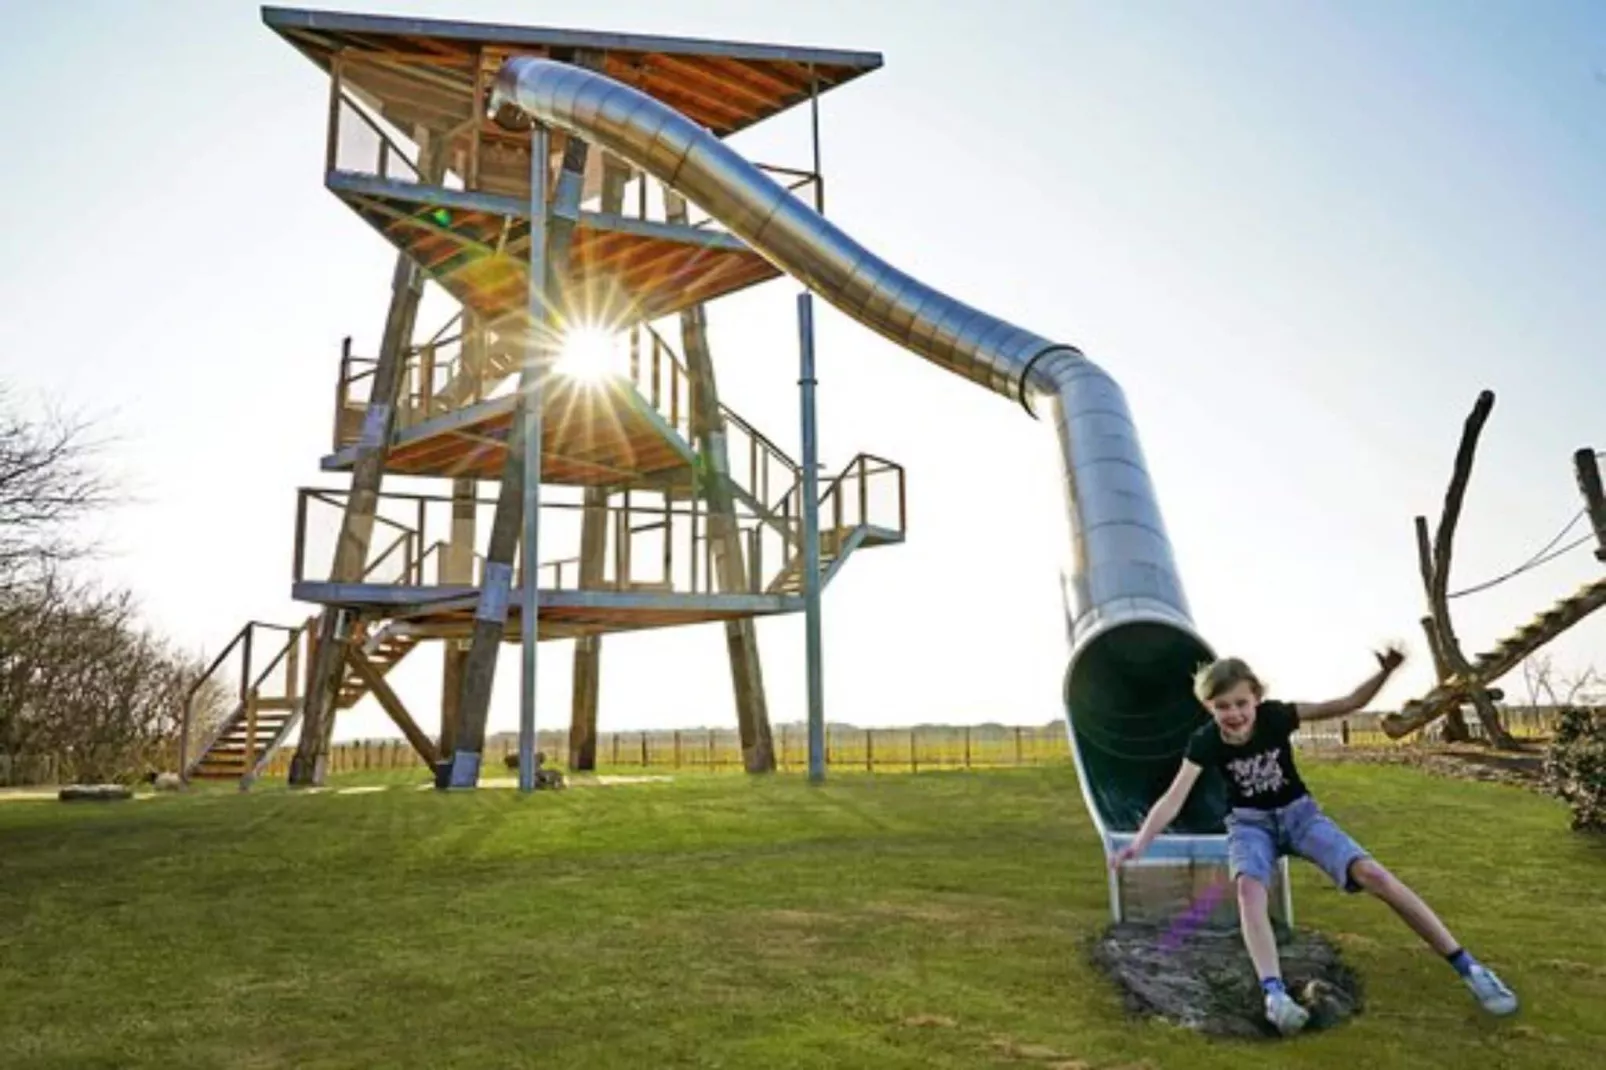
[490,58,1242,918]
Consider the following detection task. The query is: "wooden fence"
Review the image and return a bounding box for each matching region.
[1,707,1568,788]
[255,706,1565,780]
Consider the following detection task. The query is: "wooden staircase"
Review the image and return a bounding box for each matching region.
[1384,573,1606,738]
[184,619,421,783]
[766,526,859,594]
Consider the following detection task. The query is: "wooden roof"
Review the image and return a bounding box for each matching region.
[263,6,884,141]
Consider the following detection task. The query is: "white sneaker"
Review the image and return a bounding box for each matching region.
[1464,964,1518,1016]
[1265,989,1310,1035]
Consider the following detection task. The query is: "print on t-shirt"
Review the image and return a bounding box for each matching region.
[1226,749,1289,799]
[1183,699,1310,811]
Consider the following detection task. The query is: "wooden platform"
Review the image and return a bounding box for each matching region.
[292,582,799,640]
[324,371,694,483]
[331,175,783,331]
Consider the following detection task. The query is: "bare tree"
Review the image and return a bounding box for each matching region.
[0,572,207,783]
[0,387,115,590]
[0,383,205,784]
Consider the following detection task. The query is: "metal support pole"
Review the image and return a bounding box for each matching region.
[798,293,825,784]
[518,124,551,795]
[808,65,824,215]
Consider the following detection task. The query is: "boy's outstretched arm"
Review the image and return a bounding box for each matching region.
[1108,760,1203,868]
[1296,642,1407,723]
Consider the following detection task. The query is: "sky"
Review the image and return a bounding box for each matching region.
[1,0,1603,746]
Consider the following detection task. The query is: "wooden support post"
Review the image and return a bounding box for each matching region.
[345,647,442,767]
[284,627,302,706]
[665,190,776,775]
[1413,391,1516,748]
[243,690,259,779]
[1414,516,1470,742]
[1574,448,1606,563]
[447,101,596,788]
[439,467,477,757]
[568,156,631,773]
[292,131,451,788]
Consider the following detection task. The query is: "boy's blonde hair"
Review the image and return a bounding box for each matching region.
[1192,656,1265,704]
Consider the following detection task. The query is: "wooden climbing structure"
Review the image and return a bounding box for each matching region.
[1385,390,1606,743]
[179,8,907,787]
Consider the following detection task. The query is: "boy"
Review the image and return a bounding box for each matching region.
[1108,645,1518,1034]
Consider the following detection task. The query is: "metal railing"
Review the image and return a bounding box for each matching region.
[328,80,425,186]
[332,316,474,452]
[321,57,820,226]
[294,487,773,596]
[292,452,905,601]
[631,325,695,442]
[746,453,907,586]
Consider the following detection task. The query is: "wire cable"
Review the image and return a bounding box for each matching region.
[1448,520,1594,599]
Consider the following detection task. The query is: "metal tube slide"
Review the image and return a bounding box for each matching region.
[489,58,1232,883]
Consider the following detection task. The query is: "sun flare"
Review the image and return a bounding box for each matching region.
[554,325,623,382]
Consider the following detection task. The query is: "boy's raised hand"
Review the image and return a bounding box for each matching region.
[1374,641,1406,675]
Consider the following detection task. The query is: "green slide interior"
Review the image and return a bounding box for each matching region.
[1064,619,1228,835]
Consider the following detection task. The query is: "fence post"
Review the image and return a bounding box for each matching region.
[865,728,873,772]
[1014,726,1023,765]
[641,731,648,767]
[909,729,918,773]
[964,725,972,769]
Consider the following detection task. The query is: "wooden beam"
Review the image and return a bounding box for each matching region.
[1414,517,1470,742]
[292,130,453,787]
[343,646,442,767]
[1574,447,1606,562]
[665,191,776,775]
[1391,391,1517,747]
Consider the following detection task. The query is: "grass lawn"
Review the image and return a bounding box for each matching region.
[0,761,1602,1069]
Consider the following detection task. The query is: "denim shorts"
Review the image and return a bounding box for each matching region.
[1226,794,1370,893]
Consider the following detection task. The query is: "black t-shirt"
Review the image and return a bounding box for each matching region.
[1183,699,1309,810]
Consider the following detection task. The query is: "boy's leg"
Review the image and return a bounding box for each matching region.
[1287,801,1518,1016]
[1348,859,1457,953]
[1228,814,1309,1035]
[1235,875,1283,980]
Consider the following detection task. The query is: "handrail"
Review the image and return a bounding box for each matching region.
[295,485,787,597]
[639,326,806,526]
[333,329,472,451]
[181,620,307,779]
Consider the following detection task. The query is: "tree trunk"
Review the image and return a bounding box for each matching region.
[1413,519,1470,742]
[1424,392,1517,749]
[1418,615,1470,742]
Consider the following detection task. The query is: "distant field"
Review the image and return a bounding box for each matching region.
[0,762,1601,1069]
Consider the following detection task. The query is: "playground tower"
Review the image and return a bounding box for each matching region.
[181,8,906,789]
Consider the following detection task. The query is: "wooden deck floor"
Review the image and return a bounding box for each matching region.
[293,581,798,640]
[331,175,782,331]
[324,373,694,484]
